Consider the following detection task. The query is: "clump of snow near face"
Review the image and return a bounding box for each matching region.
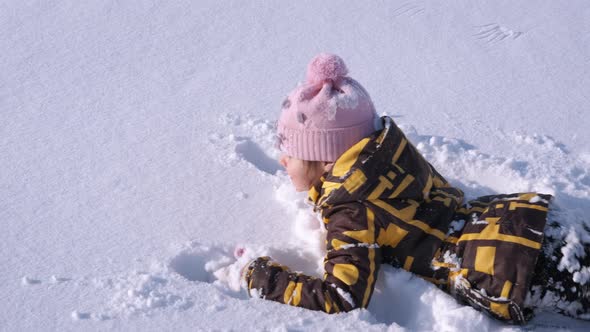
[274,180,326,275]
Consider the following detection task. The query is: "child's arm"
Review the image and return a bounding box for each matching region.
[244,204,380,313]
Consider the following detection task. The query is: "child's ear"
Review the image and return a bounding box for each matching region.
[323,162,334,173]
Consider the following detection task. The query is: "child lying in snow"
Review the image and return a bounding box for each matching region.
[234,53,590,324]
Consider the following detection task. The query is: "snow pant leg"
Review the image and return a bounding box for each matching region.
[527,220,590,320]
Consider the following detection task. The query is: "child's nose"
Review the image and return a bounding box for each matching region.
[279,155,288,168]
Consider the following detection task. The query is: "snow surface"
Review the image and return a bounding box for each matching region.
[2,0,590,331]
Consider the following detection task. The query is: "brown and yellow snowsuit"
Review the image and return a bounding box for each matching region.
[245,116,552,324]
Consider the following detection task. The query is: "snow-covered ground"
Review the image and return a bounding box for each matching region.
[2,0,590,330]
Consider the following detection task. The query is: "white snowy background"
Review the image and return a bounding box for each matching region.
[2,0,590,331]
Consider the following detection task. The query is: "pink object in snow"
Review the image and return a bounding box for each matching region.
[276,53,379,162]
[305,53,349,84]
[234,247,245,259]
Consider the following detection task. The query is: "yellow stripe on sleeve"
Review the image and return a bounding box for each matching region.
[324,291,334,313]
[392,138,407,164]
[283,281,296,304]
[333,264,359,286]
[362,208,377,308]
[422,174,433,199]
[331,238,350,250]
[501,280,513,298]
[292,282,303,306]
[403,256,414,271]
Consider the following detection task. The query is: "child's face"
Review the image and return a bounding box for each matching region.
[279,154,325,192]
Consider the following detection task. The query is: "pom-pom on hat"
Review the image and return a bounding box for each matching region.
[276,53,379,162]
[306,53,349,84]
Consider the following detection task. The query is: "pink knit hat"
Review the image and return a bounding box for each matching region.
[276,53,379,162]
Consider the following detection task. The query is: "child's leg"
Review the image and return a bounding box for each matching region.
[527,219,590,320]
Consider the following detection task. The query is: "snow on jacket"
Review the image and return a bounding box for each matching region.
[244,116,550,324]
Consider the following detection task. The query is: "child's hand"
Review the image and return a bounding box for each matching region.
[234,246,246,259]
[213,245,257,292]
[234,246,257,279]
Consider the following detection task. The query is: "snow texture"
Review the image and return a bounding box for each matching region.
[2,0,590,331]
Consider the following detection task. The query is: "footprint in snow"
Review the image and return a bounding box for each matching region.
[392,2,425,18]
[21,276,42,285]
[21,275,71,285]
[474,23,524,43]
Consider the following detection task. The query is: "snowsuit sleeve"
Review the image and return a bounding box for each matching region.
[244,204,381,313]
